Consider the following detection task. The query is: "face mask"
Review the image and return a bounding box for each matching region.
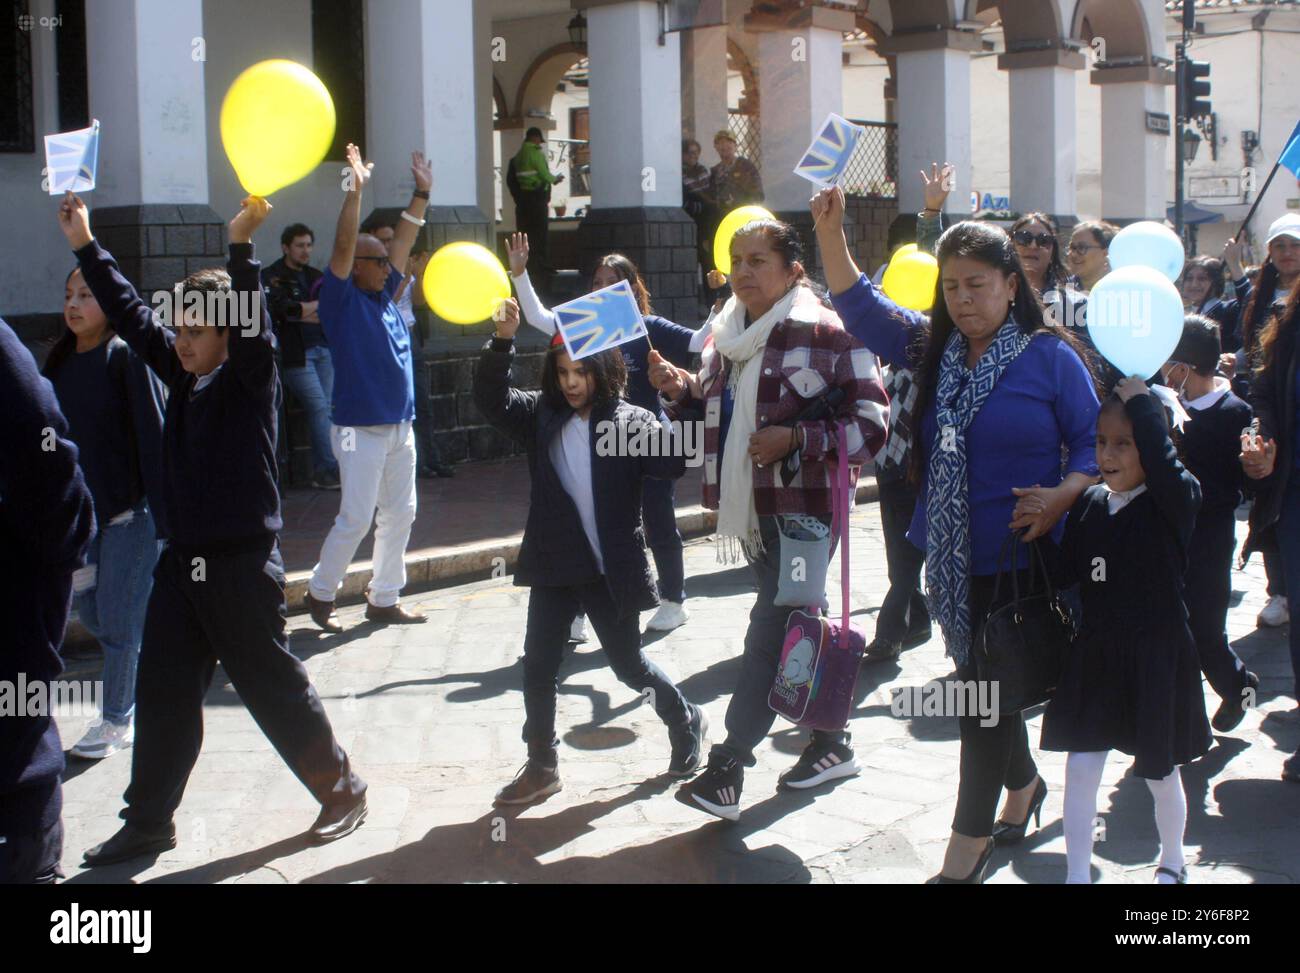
[1162,363,1190,401]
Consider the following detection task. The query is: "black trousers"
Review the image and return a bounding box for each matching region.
[1185,510,1250,701]
[0,811,62,884]
[122,541,364,830]
[875,474,930,644]
[1265,551,1286,598]
[951,570,1038,838]
[516,190,551,269]
[521,579,691,765]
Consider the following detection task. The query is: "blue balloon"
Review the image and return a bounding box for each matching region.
[1087,266,1185,378]
[1108,220,1186,282]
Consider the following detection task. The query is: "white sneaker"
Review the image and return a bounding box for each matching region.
[569,615,588,643]
[646,601,689,632]
[1258,595,1289,628]
[70,718,134,760]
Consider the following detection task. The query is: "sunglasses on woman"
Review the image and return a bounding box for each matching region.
[1067,242,1105,255]
[1012,230,1055,249]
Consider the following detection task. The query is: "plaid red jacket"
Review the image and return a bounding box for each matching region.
[667,291,889,516]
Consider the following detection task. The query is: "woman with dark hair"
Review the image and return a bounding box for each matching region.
[1179,250,1250,355]
[1011,213,1105,386]
[473,298,705,804]
[508,234,707,635]
[816,186,1101,882]
[649,217,888,821]
[1239,278,1300,783]
[41,268,167,761]
[1066,220,1117,293]
[1234,216,1300,629]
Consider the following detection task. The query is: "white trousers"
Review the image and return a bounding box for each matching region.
[309,421,417,607]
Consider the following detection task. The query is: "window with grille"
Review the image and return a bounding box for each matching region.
[727,111,760,170]
[311,0,365,160]
[2,0,36,153]
[840,120,898,199]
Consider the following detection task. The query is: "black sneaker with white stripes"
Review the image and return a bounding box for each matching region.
[778,736,859,790]
[676,750,743,821]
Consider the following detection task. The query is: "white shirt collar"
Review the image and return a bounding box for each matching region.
[1184,376,1231,412]
[192,362,225,393]
[1105,482,1148,515]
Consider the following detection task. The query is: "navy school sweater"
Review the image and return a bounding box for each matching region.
[75,240,282,552]
[47,336,169,536]
[1180,383,1252,518]
[0,318,95,837]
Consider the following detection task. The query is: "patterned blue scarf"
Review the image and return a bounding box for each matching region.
[925,317,1033,664]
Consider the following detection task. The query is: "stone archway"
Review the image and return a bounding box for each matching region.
[1070,0,1153,61]
[513,42,587,120]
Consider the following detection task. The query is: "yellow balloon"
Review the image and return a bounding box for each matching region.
[423,242,511,325]
[894,243,918,256]
[713,205,776,276]
[881,250,939,312]
[221,60,335,197]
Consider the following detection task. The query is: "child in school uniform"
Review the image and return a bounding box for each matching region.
[1160,315,1260,732]
[472,299,706,805]
[57,191,368,867]
[42,267,168,761]
[1041,377,1212,884]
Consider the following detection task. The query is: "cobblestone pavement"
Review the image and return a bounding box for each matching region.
[57,505,1300,884]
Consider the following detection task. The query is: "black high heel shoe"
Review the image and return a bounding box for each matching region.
[926,838,995,884]
[991,777,1047,847]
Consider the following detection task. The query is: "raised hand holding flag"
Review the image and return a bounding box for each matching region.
[794,113,866,188]
[44,120,100,195]
[554,279,648,361]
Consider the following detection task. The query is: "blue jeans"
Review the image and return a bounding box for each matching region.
[1271,477,1300,697]
[282,345,338,477]
[74,502,162,725]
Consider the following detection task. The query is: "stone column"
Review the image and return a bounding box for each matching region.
[879,28,982,220]
[742,3,856,279]
[1093,64,1174,223]
[575,0,698,324]
[999,47,1086,231]
[681,22,730,167]
[84,0,225,295]
[364,0,494,337]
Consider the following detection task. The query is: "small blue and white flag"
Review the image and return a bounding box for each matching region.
[45,119,100,195]
[794,113,865,187]
[554,278,647,360]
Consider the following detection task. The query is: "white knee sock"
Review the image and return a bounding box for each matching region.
[1146,767,1187,882]
[1064,751,1108,884]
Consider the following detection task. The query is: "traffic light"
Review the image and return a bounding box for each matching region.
[1182,59,1211,119]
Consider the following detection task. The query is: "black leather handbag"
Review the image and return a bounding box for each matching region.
[975,533,1074,715]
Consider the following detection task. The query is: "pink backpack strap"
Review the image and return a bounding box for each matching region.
[837,423,851,648]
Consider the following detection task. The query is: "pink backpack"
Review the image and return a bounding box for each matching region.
[768,423,866,731]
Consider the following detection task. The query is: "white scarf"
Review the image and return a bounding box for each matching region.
[710,284,803,561]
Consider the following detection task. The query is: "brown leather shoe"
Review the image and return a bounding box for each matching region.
[365,602,427,625]
[305,591,343,633]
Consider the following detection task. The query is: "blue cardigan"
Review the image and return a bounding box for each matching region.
[831,274,1100,575]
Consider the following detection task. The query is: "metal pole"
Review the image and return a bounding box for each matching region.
[1175,40,1186,247]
